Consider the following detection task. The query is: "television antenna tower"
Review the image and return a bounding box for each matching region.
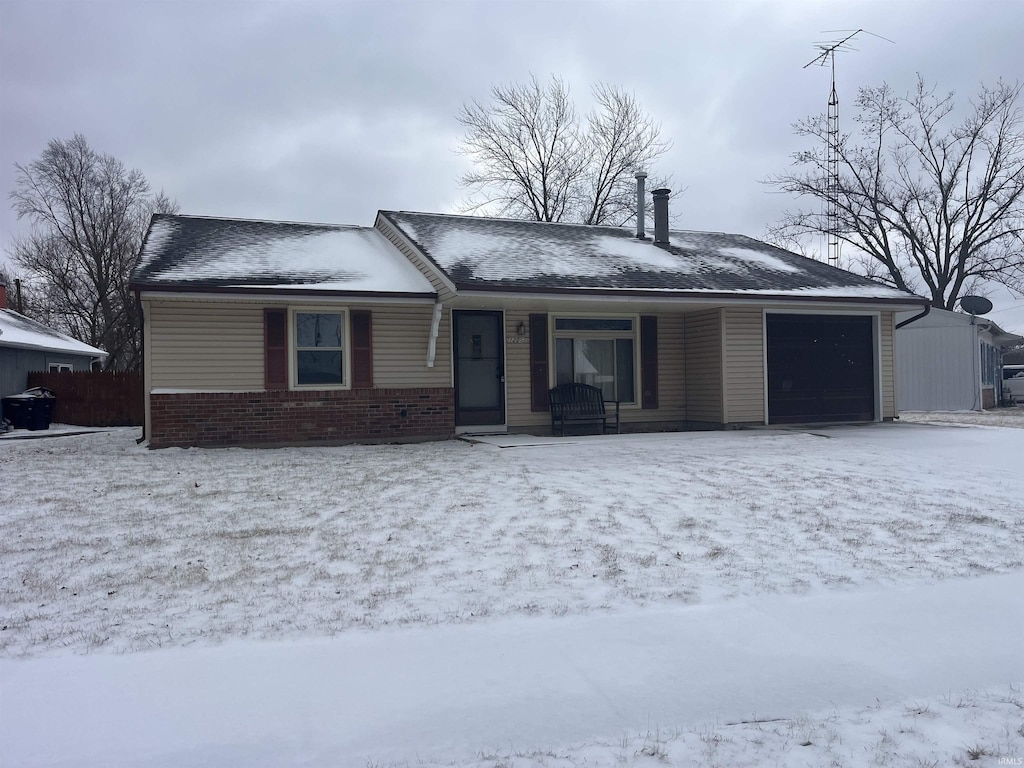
[804,29,893,268]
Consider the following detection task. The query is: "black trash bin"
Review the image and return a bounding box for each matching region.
[23,388,56,431]
[1,395,34,430]
[1,388,57,431]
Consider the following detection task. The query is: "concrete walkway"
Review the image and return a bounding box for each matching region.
[2,572,1022,767]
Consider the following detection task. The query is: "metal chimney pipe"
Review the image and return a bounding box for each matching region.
[652,188,671,244]
[635,170,648,239]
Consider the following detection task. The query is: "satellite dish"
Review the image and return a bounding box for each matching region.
[959,295,993,315]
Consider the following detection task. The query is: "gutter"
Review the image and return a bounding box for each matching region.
[454,286,926,310]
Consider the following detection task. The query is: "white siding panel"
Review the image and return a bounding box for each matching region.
[880,311,895,419]
[896,321,977,410]
[684,309,723,423]
[505,309,547,428]
[150,301,265,390]
[639,313,685,422]
[722,308,764,424]
[372,305,451,388]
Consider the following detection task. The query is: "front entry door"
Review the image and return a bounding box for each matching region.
[453,310,505,426]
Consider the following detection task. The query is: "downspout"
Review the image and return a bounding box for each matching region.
[426,301,443,368]
[135,289,146,444]
[894,302,931,329]
[893,303,931,420]
[973,314,982,411]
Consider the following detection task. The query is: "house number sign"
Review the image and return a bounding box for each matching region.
[506,336,529,344]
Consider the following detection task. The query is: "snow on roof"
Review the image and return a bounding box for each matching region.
[132,215,436,294]
[0,309,108,357]
[381,211,922,302]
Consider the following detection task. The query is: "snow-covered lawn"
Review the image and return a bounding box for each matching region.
[1,423,1022,766]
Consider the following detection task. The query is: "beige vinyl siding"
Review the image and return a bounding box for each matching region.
[683,309,723,423]
[375,217,456,301]
[148,299,450,391]
[504,309,546,428]
[643,313,685,422]
[150,300,265,390]
[372,305,450,388]
[880,310,895,419]
[503,308,686,429]
[722,307,765,424]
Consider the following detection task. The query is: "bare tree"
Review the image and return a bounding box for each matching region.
[765,77,1024,309]
[457,75,672,226]
[9,135,177,370]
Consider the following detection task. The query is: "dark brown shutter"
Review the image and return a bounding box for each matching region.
[351,309,373,388]
[264,308,288,390]
[529,313,549,411]
[640,315,658,409]
[264,309,288,391]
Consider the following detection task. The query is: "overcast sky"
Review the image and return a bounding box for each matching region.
[1,0,1022,332]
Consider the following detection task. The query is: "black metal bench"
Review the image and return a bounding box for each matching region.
[548,383,620,436]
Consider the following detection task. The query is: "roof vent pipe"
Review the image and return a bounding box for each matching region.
[652,188,671,244]
[635,170,648,239]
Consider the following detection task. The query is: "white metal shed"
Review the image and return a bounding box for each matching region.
[896,307,1023,411]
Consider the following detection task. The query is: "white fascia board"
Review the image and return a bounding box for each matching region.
[373,212,458,298]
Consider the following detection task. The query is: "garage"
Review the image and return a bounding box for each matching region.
[766,314,876,424]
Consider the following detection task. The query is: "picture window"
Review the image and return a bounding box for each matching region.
[553,317,636,403]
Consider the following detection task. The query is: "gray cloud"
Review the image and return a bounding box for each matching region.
[2,0,1021,329]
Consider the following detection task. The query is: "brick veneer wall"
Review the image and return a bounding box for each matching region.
[149,388,454,448]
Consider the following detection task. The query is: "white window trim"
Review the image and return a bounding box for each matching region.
[47,362,73,372]
[288,307,352,391]
[549,312,641,407]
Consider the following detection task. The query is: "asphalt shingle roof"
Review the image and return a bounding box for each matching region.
[131,214,436,294]
[382,211,921,302]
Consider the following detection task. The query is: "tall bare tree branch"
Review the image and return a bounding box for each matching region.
[764,77,1024,309]
[457,75,672,226]
[9,134,177,370]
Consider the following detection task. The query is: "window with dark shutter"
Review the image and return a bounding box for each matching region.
[641,315,658,409]
[529,313,549,411]
[351,310,373,388]
[264,308,288,390]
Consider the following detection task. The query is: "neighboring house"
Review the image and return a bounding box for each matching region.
[0,284,109,418]
[896,307,1024,411]
[130,195,927,448]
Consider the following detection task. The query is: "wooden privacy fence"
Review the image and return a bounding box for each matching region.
[26,371,143,427]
